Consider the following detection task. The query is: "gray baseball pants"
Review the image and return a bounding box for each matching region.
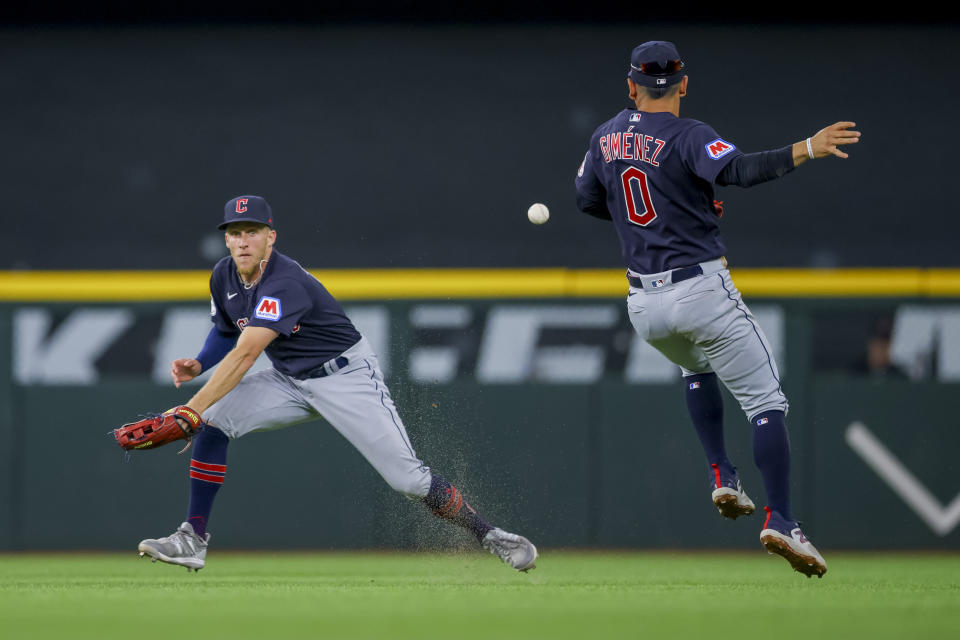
[626,259,788,421]
[203,336,432,498]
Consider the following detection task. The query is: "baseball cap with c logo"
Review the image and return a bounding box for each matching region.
[219,195,275,229]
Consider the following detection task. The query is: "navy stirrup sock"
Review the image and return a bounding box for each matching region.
[423,474,493,542]
[752,410,793,521]
[186,426,230,538]
[684,373,734,474]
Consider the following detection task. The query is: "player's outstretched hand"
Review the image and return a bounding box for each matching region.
[171,358,202,388]
[809,121,861,159]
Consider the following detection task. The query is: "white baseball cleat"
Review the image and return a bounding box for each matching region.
[137,521,210,572]
[481,527,538,572]
[760,507,827,578]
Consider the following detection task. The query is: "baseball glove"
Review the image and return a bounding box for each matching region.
[113,405,204,453]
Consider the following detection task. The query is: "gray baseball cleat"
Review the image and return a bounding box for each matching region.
[481,527,538,572]
[711,463,756,519]
[760,507,827,578]
[137,521,210,572]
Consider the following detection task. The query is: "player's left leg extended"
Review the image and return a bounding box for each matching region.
[630,302,754,520]
[685,372,755,519]
[643,335,756,520]
[302,338,537,571]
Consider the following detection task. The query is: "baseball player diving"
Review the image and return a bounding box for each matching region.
[113,195,537,573]
[574,41,860,578]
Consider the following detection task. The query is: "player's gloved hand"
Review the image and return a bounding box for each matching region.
[113,405,205,453]
[171,358,203,389]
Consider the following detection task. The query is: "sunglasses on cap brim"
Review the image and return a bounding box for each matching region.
[630,59,685,76]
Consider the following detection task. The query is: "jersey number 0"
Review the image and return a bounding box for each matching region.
[621,166,658,226]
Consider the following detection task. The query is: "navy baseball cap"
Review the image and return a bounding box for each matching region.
[219,195,274,230]
[628,41,686,88]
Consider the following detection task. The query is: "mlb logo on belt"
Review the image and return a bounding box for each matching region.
[651,279,665,288]
[255,296,282,321]
[705,138,736,159]
[756,417,769,426]
[689,381,701,390]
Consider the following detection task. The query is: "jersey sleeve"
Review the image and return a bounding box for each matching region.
[715,146,795,187]
[246,277,311,336]
[574,149,611,220]
[680,122,744,184]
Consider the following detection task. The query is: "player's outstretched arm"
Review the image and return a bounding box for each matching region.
[185,326,277,414]
[793,121,861,166]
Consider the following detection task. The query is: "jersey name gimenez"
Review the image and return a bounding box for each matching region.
[209,250,361,376]
[575,109,743,274]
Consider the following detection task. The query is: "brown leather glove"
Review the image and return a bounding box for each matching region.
[113,405,204,452]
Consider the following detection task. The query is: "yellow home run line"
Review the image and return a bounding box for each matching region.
[0,268,959,301]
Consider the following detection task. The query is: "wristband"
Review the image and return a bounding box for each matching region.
[805,137,815,160]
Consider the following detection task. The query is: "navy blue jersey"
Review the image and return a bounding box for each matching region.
[575,109,743,274]
[209,250,361,377]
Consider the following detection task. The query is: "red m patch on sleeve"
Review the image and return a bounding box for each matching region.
[705,138,736,159]
[255,296,282,321]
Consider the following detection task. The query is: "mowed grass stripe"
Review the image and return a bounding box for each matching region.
[1,551,958,640]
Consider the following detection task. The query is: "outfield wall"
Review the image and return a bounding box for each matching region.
[1,269,959,551]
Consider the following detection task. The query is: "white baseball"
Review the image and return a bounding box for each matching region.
[527,203,550,225]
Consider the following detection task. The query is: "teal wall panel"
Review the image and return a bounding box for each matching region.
[3,300,960,551]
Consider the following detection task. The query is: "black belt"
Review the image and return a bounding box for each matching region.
[294,356,349,380]
[627,264,703,289]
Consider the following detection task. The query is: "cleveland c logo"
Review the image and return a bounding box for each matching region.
[235,198,248,214]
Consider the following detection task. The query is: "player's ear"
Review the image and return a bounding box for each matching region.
[267,229,277,247]
[627,77,638,102]
[678,75,688,98]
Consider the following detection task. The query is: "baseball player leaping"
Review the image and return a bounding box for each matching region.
[114,196,537,573]
[575,41,860,578]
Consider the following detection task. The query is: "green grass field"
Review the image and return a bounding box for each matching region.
[2,551,958,640]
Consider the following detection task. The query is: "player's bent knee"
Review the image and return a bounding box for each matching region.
[195,423,230,445]
[747,401,788,424]
[383,470,431,499]
[392,483,429,500]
